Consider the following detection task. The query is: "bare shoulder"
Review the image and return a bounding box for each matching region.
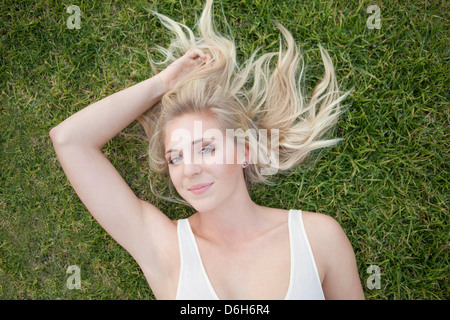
[302,211,365,299]
[139,201,178,253]
[301,211,346,240]
[135,201,180,299]
[301,211,353,259]
[137,201,179,269]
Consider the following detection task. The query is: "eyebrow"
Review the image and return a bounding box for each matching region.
[165,138,214,155]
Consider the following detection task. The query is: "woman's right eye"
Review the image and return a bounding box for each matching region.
[168,156,183,165]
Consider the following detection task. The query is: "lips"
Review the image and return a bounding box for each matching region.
[188,182,213,195]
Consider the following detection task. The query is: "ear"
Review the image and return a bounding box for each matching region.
[242,143,251,168]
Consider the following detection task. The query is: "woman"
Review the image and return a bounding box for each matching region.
[50,0,364,299]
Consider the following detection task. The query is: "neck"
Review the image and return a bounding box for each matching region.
[191,190,266,245]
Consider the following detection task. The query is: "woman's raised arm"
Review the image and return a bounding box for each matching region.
[49,49,210,291]
[50,48,211,149]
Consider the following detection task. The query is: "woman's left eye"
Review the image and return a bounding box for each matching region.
[200,146,215,154]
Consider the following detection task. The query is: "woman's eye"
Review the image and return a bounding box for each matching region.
[200,146,215,154]
[168,156,183,164]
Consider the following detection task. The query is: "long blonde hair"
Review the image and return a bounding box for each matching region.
[138,0,349,203]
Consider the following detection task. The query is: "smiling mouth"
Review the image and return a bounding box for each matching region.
[188,182,214,195]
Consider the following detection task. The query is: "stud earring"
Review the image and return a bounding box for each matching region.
[243,161,248,167]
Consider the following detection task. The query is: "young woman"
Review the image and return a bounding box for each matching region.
[50,0,364,300]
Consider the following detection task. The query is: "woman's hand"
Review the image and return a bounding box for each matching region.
[157,48,212,91]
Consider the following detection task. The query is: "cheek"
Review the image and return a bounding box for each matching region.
[215,138,241,165]
[210,162,242,186]
[168,167,182,189]
[208,141,242,180]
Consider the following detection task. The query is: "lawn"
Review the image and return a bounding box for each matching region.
[0,0,448,300]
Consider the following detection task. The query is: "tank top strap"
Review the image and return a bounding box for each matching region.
[285,210,325,300]
[176,218,219,300]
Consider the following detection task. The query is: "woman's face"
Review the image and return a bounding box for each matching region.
[164,113,247,213]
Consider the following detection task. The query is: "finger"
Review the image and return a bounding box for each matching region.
[187,48,206,60]
[204,53,213,64]
[186,48,212,66]
[196,56,204,64]
[195,52,209,66]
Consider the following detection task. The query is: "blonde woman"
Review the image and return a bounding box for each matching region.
[50,0,364,300]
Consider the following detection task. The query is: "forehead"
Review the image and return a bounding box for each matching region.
[164,113,223,149]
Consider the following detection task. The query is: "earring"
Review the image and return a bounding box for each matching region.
[243,161,248,167]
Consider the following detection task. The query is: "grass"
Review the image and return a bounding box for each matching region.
[1,0,448,300]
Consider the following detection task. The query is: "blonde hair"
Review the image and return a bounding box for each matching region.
[138,0,349,203]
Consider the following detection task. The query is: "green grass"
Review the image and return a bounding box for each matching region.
[1,0,448,299]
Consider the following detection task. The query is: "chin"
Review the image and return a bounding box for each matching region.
[186,197,217,214]
[177,183,220,213]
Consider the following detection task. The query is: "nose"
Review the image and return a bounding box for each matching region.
[183,162,202,177]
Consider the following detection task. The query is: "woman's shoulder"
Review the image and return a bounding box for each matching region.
[301,211,343,232]
[301,210,355,265]
[301,211,349,244]
[300,210,364,299]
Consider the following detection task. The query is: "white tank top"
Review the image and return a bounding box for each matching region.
[175,209,325,300]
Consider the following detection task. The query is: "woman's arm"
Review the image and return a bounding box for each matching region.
[50,48,210,148]
[49,74,168,255]
[50,75,167,149]
[49,49,211,285]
